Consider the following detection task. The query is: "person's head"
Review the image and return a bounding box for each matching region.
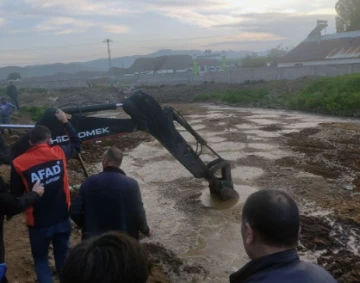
[1,97,6,104]
[241,190,300,259]
[61,232,149,283]
[29,125,52,146]
[102,146,123,169]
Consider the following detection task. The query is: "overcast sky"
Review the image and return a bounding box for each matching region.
[0,0,338,66]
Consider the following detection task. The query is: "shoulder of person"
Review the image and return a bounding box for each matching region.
[51,144,67,157]
[123,174,139,185]
[301,262,336,281]
[84,171,113,183]
[112,174,139,189]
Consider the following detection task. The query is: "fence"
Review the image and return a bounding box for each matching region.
[134,63,360,86]
[1,63,359,90]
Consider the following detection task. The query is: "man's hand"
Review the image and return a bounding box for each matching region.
[55,109,68,124]
[32,180,45,197]
[147,228,153,237]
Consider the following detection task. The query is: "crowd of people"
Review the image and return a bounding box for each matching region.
[0,107,337,283]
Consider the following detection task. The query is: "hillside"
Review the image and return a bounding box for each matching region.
[0,49,248,80]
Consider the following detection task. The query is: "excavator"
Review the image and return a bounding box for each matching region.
[0,90,237,200]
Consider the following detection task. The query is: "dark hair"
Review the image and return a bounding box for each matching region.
[242,190,300,247]
[104,146,123,166]
[29,125,51,144]
[61,232,149,283]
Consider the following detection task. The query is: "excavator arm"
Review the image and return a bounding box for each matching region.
[4,91,237,200]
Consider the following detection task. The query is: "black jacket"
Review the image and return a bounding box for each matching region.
[0,177,40,263]
[230,249,336,283]
[5,85,17,99]
[70,167,150,240]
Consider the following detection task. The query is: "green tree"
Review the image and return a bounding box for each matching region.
[7,72,21,80]
[267,44,289,66]
[336,0,360,32]
[241,53,268,68]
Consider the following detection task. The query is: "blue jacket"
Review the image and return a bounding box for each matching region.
[230,249,336,283]
[70,166,150,240]
[0,103,16,117]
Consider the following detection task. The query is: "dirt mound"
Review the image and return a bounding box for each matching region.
[144,243,207,283]
[321,122,360,132]
[300,216,360,282]
[318,250,360,283]
[300,216,333,250]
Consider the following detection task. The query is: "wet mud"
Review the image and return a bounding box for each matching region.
[144,243,207,283]
[2,101,360,282]
[300,216,360,283]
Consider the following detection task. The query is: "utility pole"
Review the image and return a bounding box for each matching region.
[103,39,114,85]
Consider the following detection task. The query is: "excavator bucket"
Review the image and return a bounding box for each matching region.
[4,91,237,201]
[123,91,237,200]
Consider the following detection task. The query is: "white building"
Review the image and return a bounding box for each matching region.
[279,21,360,67]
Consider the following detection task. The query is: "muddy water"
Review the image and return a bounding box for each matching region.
[90,105,359,282]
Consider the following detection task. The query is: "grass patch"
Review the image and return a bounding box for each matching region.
[287,74,360,116]
[19,106,46,121]
[193,74,360,117]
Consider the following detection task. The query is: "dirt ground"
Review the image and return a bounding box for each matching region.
[1,86,360,282]
[17,77,314,108]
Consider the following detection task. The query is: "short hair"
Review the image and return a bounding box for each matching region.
[242,190,300,247]
[61,232,149,283]
[29,125,51,144]
[103,146,123,166]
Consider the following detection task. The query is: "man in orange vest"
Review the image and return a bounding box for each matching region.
[10,109,81,283]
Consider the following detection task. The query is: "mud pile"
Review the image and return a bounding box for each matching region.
[300,216,360,283]
[144,243,207,283]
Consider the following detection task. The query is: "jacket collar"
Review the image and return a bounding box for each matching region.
[27,143,51,153]
[230,249,299,283]
[103,166,126,176]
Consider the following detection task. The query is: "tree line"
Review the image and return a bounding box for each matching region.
[336,0,360,32]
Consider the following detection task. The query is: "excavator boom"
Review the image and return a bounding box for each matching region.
[3,91,237,200]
